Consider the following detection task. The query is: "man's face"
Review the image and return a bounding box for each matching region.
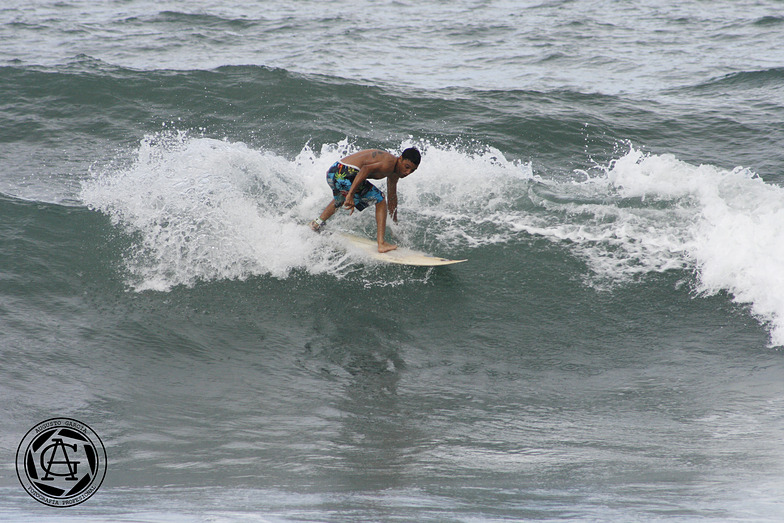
[398,159,418,177]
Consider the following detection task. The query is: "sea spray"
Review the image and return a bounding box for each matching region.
[81,131,344,290]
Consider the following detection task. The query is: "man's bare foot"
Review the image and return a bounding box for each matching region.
[378,242,397,253]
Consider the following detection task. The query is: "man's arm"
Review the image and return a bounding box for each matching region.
[343,163,380,213]
[387,176,399,222]
[344,156,396,212]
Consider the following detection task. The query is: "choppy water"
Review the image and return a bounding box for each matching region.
[2,1,784,521]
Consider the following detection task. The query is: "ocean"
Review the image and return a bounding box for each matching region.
[2,0,784,520]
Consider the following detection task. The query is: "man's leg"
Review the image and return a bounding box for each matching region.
[319,200,340,222]
[310,200,340,231]
[375,200,397,253]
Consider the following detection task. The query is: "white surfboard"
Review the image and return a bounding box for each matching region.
[338,233,467,266]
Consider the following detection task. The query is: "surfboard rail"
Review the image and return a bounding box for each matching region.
[338,233,467,266]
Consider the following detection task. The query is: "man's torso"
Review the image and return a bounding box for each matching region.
[340,150,397,180]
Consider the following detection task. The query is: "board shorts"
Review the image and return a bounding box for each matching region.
[326,162,385,212]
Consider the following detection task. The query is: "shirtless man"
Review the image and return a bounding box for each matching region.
[310,147,421,253]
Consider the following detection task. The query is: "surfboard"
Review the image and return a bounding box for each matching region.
[338,233,467,266]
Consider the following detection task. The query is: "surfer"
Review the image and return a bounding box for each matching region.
[309,147,421,253]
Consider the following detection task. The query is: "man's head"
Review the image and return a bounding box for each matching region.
[398,147,421,177]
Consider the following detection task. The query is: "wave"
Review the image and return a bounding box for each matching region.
[4,59,778,180]
[2,60,643,199]
[81,131,334,290]
[80,132,784,345]
[524,148,784,347]
[120,11,260,30]
[692,67,784,91]
[753,15,784,27]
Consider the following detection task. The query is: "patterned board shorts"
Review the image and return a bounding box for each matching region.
[326,162,384,211]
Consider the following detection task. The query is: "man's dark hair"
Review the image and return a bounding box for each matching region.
[402,147,421,166]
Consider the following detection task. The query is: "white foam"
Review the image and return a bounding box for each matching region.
[529,147,784,346]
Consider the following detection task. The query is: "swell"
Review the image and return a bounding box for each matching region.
[4,59,775,175]
[119,10,261,30]
[3,57,781,208]
[691,67,784,91]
